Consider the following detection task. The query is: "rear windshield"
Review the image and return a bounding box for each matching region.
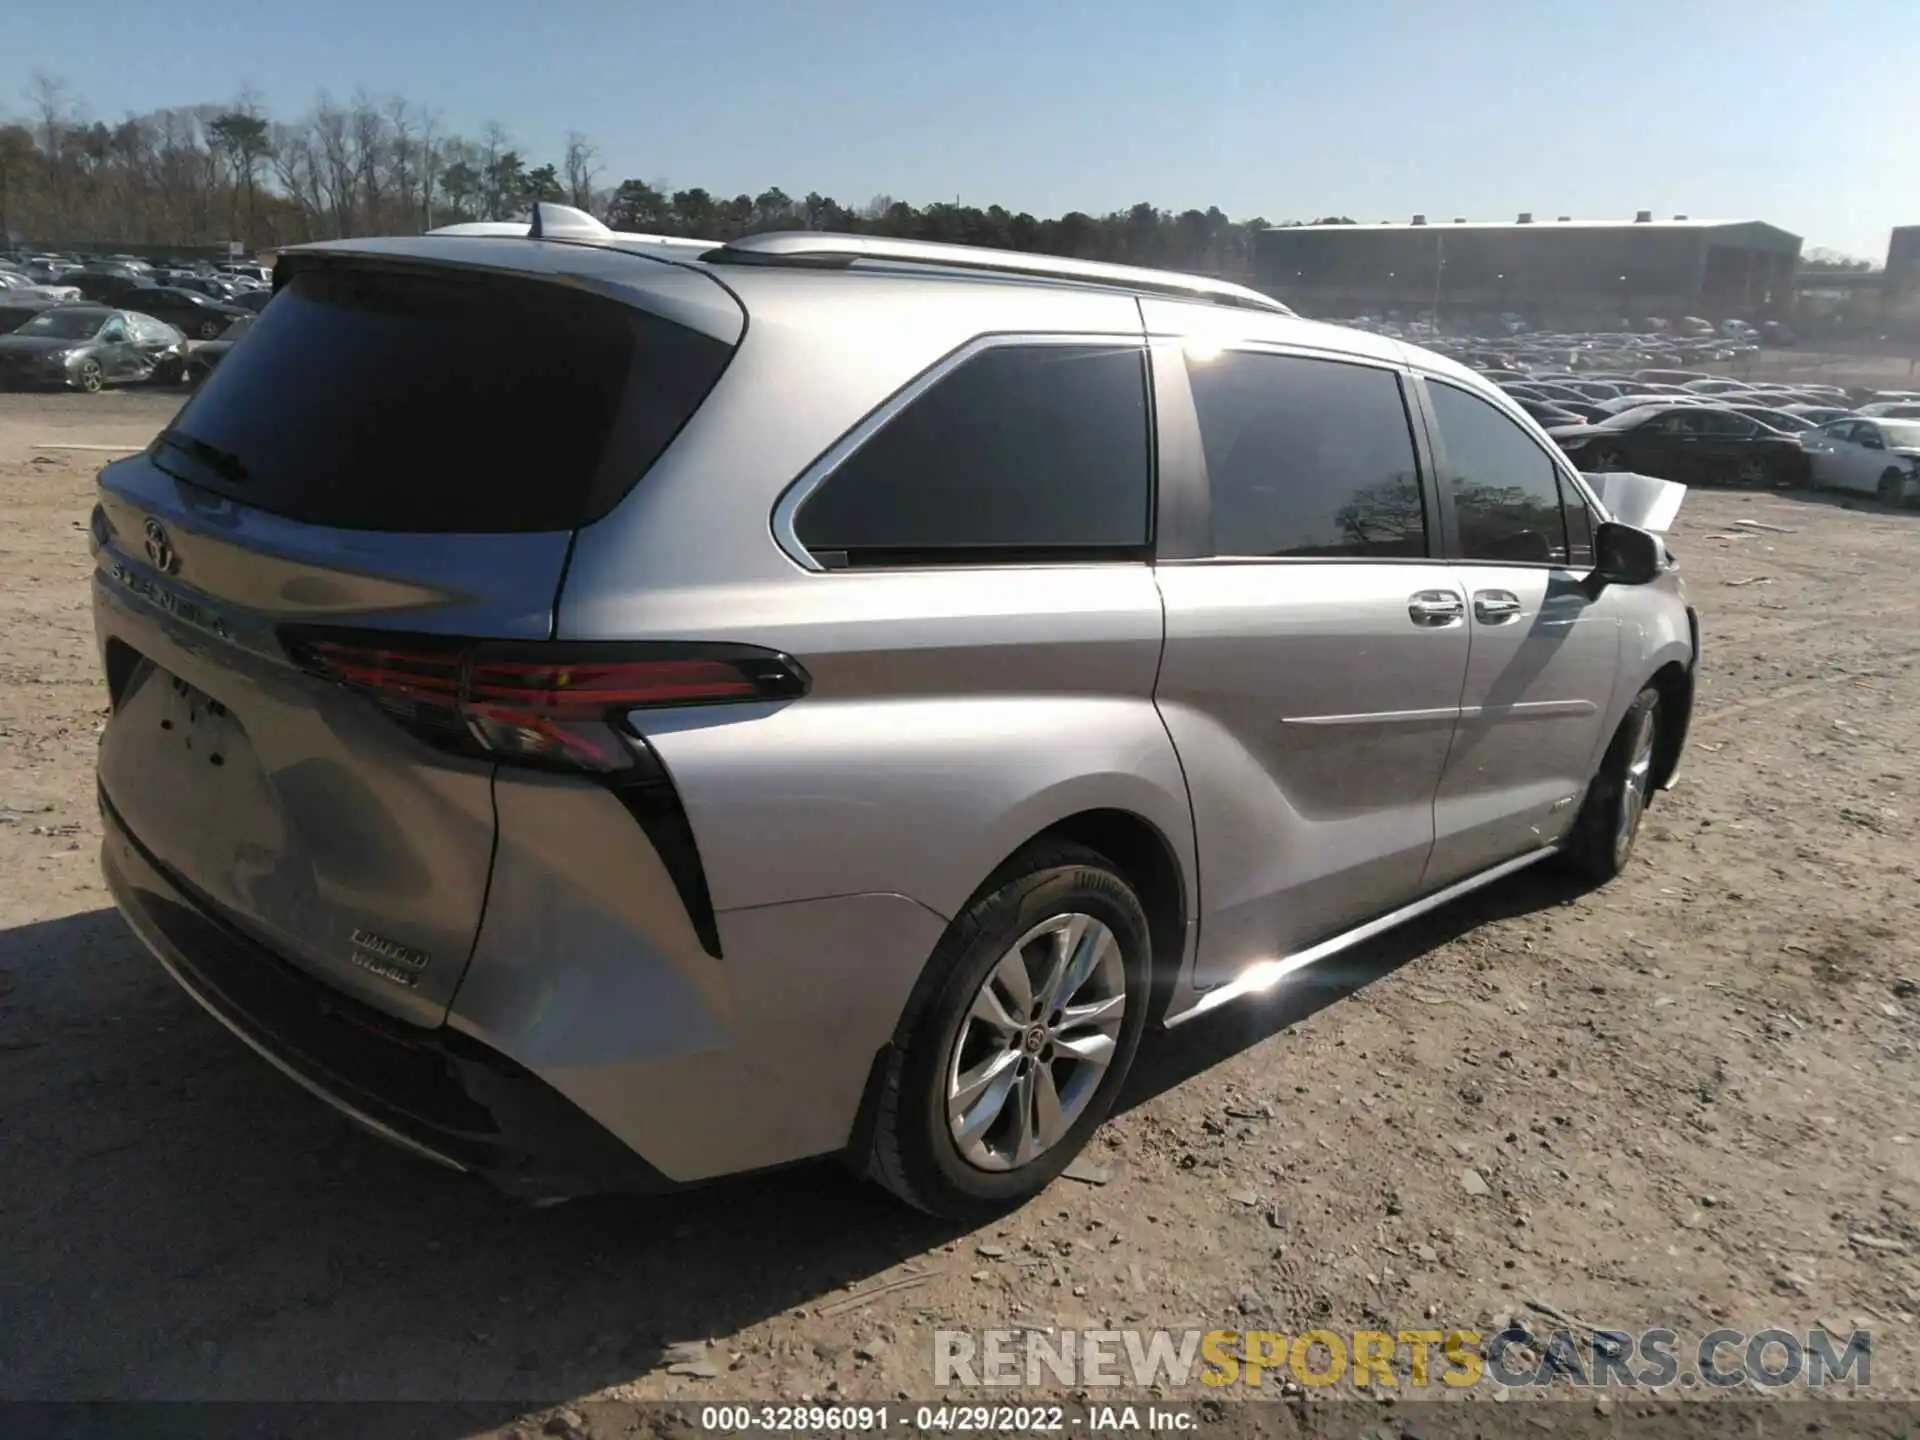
[155,264,734,532]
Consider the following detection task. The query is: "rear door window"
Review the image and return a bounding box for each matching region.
[155,265,735,533]
[793,342,1151,566]
[1185,351,1427,558]
[1428,381,1571,565]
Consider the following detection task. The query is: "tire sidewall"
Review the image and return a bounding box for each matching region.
[1599,688,1660,873]
[1558,685,1660,884]
[899,861,1150,1210]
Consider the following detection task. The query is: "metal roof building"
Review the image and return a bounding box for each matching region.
[1254,214,1803,322]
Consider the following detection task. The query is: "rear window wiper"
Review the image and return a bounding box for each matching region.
[150,429,250,487]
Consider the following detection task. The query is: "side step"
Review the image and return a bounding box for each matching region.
[1164,846,1559,1028]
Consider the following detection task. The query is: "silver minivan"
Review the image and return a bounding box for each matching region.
[93,208,1697,1218]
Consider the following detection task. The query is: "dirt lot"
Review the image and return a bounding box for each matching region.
[2,389,1917,1430]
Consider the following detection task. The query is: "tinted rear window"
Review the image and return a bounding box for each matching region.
[793,343,1151,565]
[156,265,734,532]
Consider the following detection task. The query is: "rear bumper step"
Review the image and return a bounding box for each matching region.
[98,788,675,1201]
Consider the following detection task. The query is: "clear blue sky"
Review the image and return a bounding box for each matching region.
[3,0,1913,258]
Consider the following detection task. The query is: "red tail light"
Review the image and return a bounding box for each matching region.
[282,631,808,773]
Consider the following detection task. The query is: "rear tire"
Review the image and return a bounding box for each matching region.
[1732,455,1771,489]
[867,842,1150,1221]
[1557,686,1660,885]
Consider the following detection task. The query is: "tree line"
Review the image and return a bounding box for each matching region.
[0,75,1356,274]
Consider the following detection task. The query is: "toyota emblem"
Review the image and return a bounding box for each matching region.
[143,518,176,574]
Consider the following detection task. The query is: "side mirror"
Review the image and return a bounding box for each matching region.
[1592,520,1662,586]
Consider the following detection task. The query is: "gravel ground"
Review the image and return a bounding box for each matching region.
[1,389,1916,1433]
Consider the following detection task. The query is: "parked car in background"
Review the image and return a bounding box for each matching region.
[234,288,274,313]
[125,286,252,339]
[67,271,161,305]
[1853,401,1920,420]
[1800,419,1920,505]
[0,270,82,302]
[0,297,61,335]
[1780,404,1854,425]
[1596,393,1713,414]
[181,313,254,383]
[0,305,188,391]
[89,216,1696,1217]
[20,256,79,284]
[1551,399,1615,423]
[1516,398,1589,427]
[1723,404,1817,433]
[1551,404,1806,486]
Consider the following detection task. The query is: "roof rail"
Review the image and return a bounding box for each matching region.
[702,231,1294,314]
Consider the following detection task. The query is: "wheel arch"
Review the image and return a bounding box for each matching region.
[1022,808,1190,1016]
[1646,657,1693,792]
[880,803,1193,1050]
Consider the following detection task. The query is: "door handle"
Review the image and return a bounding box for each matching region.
[1408,590,1464,627]
[1473,589,1523,623]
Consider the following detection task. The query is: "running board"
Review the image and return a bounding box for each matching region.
[1163,845,1559,1028]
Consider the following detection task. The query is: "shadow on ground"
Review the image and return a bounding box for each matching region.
[0,864,1582,1426]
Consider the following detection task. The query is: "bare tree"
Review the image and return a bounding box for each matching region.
[26,72,74,235]
[415,107,442,229]
[349,91,386,232]
[562,130,600,212]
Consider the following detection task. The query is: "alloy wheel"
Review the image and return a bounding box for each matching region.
[946,912,1127,1172]
[1614,704,1657,866]
[1735,456,1769,488]
[75,361,103,393]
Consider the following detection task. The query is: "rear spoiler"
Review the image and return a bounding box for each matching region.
[1582,472,1686,533]
[269,205,723,297]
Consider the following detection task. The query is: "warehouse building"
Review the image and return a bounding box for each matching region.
[1888,226,1920,296]
[1254,213,1803,323]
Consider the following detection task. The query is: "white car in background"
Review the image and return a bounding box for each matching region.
[1800,417,1920,505]
[0,269,82,302]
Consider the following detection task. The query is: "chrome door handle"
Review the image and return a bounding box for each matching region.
[1408,590,1464,627]
[1473,589,1523,623]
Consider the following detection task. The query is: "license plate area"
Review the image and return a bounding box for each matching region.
[149,666,250,768]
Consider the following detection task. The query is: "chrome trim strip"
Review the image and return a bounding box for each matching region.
[1163,845,1558,1028]
[1282,706,1462,726]
[768,331,1149,572]
[1280,698,1596,727]
[107,867,468,1174]
[1460,699,1599,721]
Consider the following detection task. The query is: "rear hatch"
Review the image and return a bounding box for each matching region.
[95,249,742,1025]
